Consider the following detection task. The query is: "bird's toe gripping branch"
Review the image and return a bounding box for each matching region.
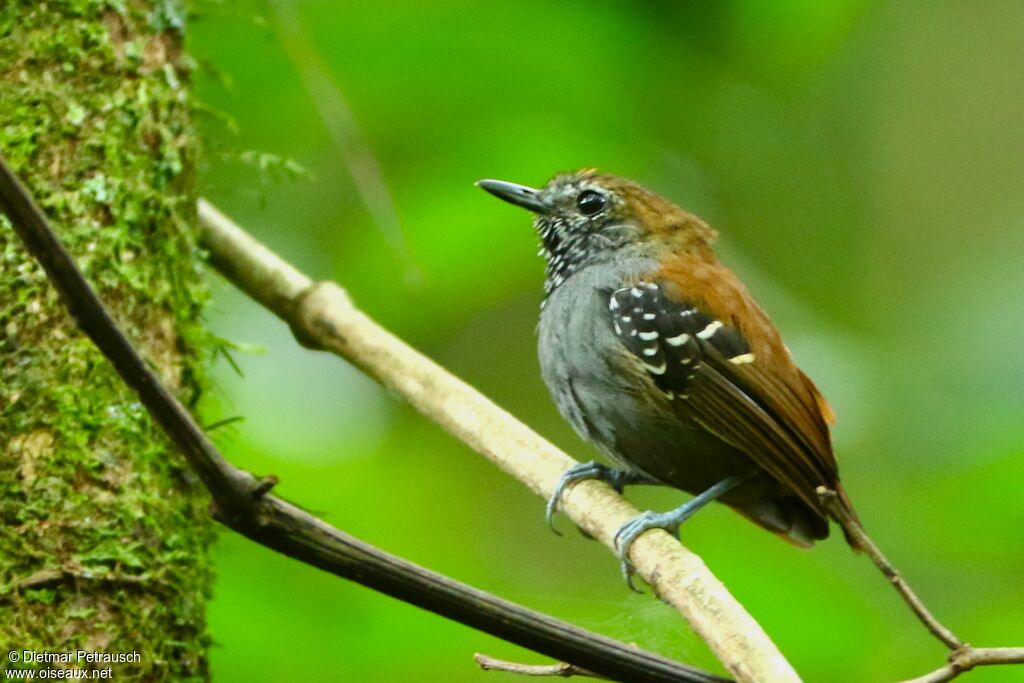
[613,473,754,592]
[546,461,654,535]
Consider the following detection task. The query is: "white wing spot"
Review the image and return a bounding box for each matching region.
[638,331,658,341]
[643,361,667,375]
[729,352,756,365]
[642,346,658,357]
[665,333,690,347]
[642,312,656,321]
[630,287,643,298]
[610,298,620,311]
[696,321,723,340]
[613,320,622,335]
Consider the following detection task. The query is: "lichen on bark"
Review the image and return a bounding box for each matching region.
[0,1,214,679]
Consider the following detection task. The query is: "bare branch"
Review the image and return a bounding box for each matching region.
[818,487,1024,682]
[897,647,1024,683]
[197,198,801,683]
[0,155,728,683]
[817,487,962,649]
[475,653,606,679]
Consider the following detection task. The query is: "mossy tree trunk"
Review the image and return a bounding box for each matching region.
[0,2,213,678]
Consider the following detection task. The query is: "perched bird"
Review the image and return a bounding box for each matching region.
[478,170,860,587]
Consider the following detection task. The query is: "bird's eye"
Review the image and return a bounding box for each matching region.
[576,190,607,216]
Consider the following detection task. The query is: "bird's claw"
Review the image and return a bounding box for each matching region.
[610,474,752,590]
[613,509,692,592]
[545,461,617,534]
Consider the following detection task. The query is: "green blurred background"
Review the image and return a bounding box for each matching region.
[188,1,1024,680]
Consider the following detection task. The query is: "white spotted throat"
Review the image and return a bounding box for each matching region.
[479,170,861,588]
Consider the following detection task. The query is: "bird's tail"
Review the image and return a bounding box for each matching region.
[733,482,865,550]
[732,495,829,549]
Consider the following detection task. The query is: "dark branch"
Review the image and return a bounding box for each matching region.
[0,154,728,683]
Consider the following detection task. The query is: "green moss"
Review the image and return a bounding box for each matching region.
[0,1,214,679]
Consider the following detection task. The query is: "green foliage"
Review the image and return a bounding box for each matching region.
[0,1,214,679]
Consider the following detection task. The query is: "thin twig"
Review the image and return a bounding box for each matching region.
[197,199,800,683]
[475,653,606,679]
[0,155,728,683]
[266,0,420,286]
[819,487,1024,682]
[816,487,962,650]
[896,647,1024,683]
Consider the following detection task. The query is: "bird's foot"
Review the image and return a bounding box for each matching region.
[613,473,753,591]
[613,505,698,592]
[546,461,650,535]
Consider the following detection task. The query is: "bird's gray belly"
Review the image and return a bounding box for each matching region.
[538,270,765,500]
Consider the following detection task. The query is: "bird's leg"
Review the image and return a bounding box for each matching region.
[614,472,755,591]
[546,461,658,534]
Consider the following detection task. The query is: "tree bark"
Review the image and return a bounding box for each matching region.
[0,2,212,678]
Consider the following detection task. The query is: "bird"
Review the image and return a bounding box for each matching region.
[477,169,860,588]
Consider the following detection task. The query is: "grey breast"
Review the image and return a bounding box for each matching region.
[537,256,758,492]
[538,256,659,473]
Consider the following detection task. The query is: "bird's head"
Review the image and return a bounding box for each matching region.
[478,169,715,296]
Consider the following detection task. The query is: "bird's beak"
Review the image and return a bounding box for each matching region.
[476,179,548,214]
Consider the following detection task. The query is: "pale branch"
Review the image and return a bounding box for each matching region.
[0,156,727,683]
[896,648,1024,683]
[475,653,606,679]
[816,487,962,649]
[197,198,801,683]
